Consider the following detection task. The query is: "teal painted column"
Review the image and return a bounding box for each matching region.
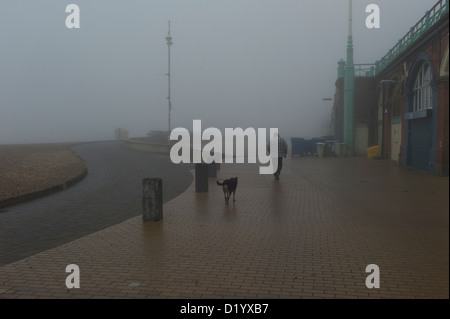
[343,0,355,155]
[337,59,345,78]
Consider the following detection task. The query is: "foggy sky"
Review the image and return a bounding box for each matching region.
[0,0,439,144]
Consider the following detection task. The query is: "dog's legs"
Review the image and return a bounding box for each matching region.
[224,190,230,203]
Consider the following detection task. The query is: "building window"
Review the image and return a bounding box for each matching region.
[413,63,433,112]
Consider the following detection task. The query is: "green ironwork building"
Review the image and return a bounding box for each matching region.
[332,0,449,176]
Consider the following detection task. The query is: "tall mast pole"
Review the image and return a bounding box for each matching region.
[166,21,173,136]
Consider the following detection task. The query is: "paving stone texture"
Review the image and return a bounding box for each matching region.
[0,142,448,299]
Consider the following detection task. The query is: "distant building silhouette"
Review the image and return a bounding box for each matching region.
[115,128,129,141]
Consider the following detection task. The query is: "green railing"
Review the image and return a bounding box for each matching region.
[373,0,448,75]
[355,64,376,77]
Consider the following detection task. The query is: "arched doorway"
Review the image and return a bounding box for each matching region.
[404,53,438,172]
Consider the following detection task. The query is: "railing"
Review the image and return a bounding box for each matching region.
[356,0,449,77]
[355,64,376,77]
[374,0,448,75]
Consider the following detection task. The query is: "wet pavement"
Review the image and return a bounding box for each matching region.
[0,141,193,266]
[0,147,448,299]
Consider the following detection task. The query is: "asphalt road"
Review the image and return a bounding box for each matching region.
[0,141,193,266]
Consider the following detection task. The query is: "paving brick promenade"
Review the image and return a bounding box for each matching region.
[0,146,448,299]
[0,141,193,266]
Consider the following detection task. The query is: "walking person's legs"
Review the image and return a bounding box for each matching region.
[278,157,283,175]
[274,157,283,179]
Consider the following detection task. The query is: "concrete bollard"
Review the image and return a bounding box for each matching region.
[142,178,163,221]
[195,163,208,192]
[208,162,217,178]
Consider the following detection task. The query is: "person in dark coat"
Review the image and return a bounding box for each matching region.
[267,132,288,179]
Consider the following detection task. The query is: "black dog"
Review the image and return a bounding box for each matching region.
[217,177,238,203]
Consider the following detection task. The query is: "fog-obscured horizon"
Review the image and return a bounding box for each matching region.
[0,0,439,144]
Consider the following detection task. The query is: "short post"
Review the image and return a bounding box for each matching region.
[195,163,208,192]
[208,162,217,178]
[142,178,163,221]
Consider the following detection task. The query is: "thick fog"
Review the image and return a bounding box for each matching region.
[0,0,439,144]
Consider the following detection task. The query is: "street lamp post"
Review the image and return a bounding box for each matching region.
[166,21,173,137]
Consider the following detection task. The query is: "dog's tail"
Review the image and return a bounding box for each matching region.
[216,181,224,186]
